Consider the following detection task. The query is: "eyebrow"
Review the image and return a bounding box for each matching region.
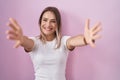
[42,17,56,21]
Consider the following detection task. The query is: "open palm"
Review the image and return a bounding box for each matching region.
[6,18,24,48]
[84,19,102,47]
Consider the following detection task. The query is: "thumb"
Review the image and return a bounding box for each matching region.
[14,41,21,48]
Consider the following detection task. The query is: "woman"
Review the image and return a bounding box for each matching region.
[6,6,101,80]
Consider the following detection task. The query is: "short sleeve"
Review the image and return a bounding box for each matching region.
[28,37,40,52]
[62,36,71,52]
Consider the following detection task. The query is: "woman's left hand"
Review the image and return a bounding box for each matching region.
[84,19,102,47]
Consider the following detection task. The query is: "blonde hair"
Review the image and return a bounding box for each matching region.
[38,6,62,48]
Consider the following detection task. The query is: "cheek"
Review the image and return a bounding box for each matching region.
[40,25,45,33]
[52,24,57,30]
[40,23,45,30]
[53,25,57,30]
[40,22,45,27]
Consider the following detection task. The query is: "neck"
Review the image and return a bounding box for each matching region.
[45,34,56,41]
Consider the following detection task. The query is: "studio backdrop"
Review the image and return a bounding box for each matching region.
[0,0,120,80]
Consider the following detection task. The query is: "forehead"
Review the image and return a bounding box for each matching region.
[42,11,56,19]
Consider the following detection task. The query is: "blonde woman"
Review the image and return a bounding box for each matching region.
[6,7,101,80]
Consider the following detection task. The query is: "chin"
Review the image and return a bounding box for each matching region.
[43,31,55,36]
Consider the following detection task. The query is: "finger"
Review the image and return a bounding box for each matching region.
[91,22,101,31]
[6,30,18,40]
[9,18,20,30]
[14,41,21,48]
[92,26,102,35]
[85,19,90,30]
[6,35,17,40]
[6,30,17,36]
[93,34,101,40]
[7,22,17,31]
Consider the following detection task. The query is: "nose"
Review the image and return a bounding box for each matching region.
[46,21,51,27]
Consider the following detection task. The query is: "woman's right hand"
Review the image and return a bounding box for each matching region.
[6,18,24,48]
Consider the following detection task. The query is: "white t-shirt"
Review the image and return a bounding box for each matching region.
[29,36,71,80]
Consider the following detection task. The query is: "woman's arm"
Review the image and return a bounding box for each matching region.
[6,18,34,52]
[67,19,102,50]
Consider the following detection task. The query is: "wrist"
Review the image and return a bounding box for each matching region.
[20,36,26,46]
[83,37,88,45]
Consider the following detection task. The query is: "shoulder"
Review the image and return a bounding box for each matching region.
[61,35,71,46]
[29,36,40,41]
[28,36,41,51]
[28,36,41,44]
[62,36,75,51]
[61,36,71,41]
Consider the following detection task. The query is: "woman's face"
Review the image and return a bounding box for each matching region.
[41,11,57,36]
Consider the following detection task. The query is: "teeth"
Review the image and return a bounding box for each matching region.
[45,28,52,31]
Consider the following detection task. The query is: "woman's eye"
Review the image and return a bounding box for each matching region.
[51,21,56,23]
[43,19,47,22]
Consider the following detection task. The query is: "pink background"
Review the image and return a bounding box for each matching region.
[0,0,120,80]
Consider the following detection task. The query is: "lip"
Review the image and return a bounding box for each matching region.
[44,27,53,31]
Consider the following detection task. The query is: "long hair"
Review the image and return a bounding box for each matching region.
[38,6,62,48]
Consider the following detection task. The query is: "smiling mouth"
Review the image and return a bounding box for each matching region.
[44,27,53,31]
